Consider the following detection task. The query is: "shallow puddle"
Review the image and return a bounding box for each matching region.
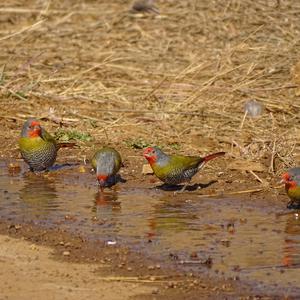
[0,161,300,296]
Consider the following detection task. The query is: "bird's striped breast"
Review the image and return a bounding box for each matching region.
[160,166,199,185]
[19,137,57,171]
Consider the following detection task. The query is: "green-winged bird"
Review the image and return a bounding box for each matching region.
[282,168,300,209]
[19,118,74,172]
[91,147,123,191]
[143,146,225,192]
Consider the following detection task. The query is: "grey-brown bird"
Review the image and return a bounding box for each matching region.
[91,147,123,191]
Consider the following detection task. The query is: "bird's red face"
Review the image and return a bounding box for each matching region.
[143,147,157,165]
[282,172,297,190]
[97,174,108,191]
[28,120,42,138]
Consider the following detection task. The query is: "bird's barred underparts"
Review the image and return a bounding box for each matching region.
[163,167,199,185]
[21,143,57,171]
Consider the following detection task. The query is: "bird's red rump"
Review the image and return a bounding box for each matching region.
[203,152,226,162]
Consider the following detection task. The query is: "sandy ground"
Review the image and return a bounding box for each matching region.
[0,235,155,300]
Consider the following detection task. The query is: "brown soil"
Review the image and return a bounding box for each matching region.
[0,234,153,300]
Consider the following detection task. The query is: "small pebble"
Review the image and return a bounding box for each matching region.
[63,251,70,256]
[30,244,38,251]
[106,240,117,246]
[78,166,86,173]
[142,164,153,175]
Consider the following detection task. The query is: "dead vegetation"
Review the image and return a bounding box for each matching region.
[0,0,299,184]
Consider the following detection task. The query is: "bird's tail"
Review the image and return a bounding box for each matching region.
[57,142,77,149]
[203,152,226,162]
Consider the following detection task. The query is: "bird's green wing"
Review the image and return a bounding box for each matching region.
[40,128,56,144]
[113,149,122,172]
[170,155,203,170]
[91,154,97,171]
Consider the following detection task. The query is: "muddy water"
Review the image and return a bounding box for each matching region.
[1,161,300,296]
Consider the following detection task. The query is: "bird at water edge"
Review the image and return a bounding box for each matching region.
[143,146,225,192]
[91,147,123,192]
[19,118,74,172]
[281,167,300,209]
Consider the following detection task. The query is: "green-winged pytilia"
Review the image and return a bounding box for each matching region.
[19,118,74,172]
[91,147,123,191]
[143,146,225,192]
[282,168,300,209]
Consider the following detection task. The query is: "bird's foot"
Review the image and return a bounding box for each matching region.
[287,201,300,210]
[173,184,188,195]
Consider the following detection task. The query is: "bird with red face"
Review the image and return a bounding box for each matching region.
[143,146,225,192]
[281,168,300,209]
[91,147,123,192]
[19,118,73,172]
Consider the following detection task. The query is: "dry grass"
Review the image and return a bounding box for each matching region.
[0,0,299,180]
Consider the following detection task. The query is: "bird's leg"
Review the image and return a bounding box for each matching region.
[287,200,300,209]
[174,181,190,194]
[179,183,188,193]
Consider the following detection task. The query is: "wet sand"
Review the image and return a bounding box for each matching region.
[0,235,154,300]
[0,219,295,300]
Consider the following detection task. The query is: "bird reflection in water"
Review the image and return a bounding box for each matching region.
[92,190,121,218]
[282,213,300,267]
[146,195,192,241]
[19,175,59,218]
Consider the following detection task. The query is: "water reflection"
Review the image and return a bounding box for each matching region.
[19,175,59,217]
[282,213,300,267]
[148,196,194,235]
[92,190,121,216]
